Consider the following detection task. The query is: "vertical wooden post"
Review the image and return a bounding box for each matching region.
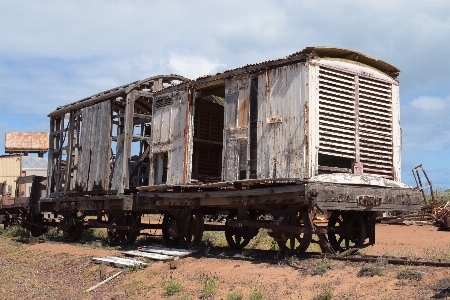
[121,90,136,192]
[182,86,192,185]
[64,111,74,195]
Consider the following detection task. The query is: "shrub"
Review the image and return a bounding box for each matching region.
[1,225,29,238]
[311,258,331,276]
[357,258,387,277]
[397,267,423,281]
[248,290,264,300]
[313,288,333,300]
[227,291,243,300]
[200,274,218,299]
[163,279,183,296]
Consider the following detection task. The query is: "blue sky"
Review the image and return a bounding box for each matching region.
[0,0,449,188]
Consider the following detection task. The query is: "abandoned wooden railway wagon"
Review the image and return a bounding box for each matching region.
[36,46,421,252]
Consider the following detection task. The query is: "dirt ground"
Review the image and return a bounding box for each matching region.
[0,224,449,300]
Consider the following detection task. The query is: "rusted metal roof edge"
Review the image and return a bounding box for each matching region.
[48,74,189,117]
[154,46,400,96]
[49,46,400,114]
[312,46,401,74]
[154,52,311,96]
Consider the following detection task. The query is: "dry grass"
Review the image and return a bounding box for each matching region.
[357,257,387,277]
[381,244,450,263]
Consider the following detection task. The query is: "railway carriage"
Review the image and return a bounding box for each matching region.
[2,47,421,253]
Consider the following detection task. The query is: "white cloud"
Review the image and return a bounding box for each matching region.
[169,53,225,80]
[402,95,450,151]
[411,96,449,111]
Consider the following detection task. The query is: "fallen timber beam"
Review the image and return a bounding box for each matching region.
[307,254,450,268]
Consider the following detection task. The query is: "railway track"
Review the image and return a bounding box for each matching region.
[157,244,450,268]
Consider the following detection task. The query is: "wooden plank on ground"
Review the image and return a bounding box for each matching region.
[91,256,148,268]
[122,250,174,261]
[138,246,197,257]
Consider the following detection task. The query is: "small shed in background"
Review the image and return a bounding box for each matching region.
[5,132,48,157]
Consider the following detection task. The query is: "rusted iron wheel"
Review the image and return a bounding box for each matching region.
[62,213,84,242]
[327,211,366,252]
[180,209,204,247]
[277,207,313,255]
[107,213,138,246]
[162,213,179,246]
[225,211,251,250]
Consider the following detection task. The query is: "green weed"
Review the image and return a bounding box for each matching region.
[162,278,182,296]
[248,290,264,300]
[311,258,331,276]
[357,257,387,277]
[397,267,423,281]
[313,288,333,300]
[227,291,243,300]
[200,274,218,299]
[1,225,29,238]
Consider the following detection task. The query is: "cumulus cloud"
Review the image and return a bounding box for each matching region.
[402,95,450,152]
[169,53,225,80]
[410,96,449,111]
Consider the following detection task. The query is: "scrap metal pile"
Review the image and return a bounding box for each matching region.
[377,165,450,230]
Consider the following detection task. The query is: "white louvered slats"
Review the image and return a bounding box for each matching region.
[317,66,394,179]
[318,67,356,159]
[358,77,393,178]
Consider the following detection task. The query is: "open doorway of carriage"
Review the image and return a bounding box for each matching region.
[191,83,225,183]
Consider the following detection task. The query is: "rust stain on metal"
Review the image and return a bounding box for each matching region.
[5,132,48,151]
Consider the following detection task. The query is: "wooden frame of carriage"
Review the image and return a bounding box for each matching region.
[9,46,421,253]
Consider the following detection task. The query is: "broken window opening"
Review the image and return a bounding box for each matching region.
[318,153,353,174]
[154,152,168,185]
[191,84,225,183]
[249,78,258,179]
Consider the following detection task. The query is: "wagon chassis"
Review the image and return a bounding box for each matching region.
[20,178,420,254]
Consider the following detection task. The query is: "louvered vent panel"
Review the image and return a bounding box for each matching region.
[318,67,356,159]
[358,77,393,178]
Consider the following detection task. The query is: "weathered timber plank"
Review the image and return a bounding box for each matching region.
[138,247,196,257]
[48,75,189,117]
[111,134,124,191]
[87,104,100,190]
[139,184,306,199]
[91,256,147,268]
[122,250,174,261]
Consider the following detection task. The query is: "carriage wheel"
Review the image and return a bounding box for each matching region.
[179,209,204,247]
[225,211,251,250]
[162,213,179,246]
[277,207,313,255]
[62,213,84,242]
[107,213,138,246]
[327,211,366,252]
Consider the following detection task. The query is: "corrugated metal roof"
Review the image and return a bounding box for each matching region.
[309,46,401,76]
[50,46,400,113]
[155,46,400,95]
